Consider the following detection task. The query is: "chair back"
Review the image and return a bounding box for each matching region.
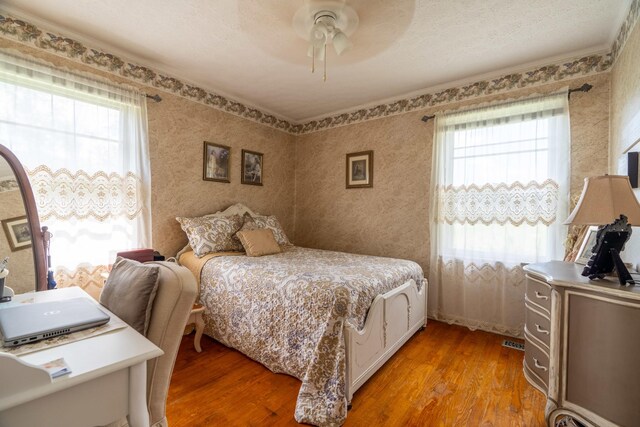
[144,261,197,427]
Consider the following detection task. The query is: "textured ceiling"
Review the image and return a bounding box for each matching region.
[0,0,631,122]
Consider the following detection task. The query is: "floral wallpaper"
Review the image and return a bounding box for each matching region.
[610,15,640,266]
[293,73,611,280]
[1,6,637,135]
[610,1,640,173]
[611,0,640,62]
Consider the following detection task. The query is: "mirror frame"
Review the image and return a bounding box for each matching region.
[0,144,47,291]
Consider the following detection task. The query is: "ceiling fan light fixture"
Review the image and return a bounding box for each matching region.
[332,30,352,55]
[292,1,359,81]
[310,22,328,49]
[307,43,326,61]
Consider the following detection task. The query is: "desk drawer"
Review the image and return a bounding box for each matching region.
[525,299,551,349]
[524,331,550,390]
[526,276,552,313]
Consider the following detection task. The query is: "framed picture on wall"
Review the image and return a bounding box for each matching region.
[203,141,231,183]
[575,225,599,264]
[241,149,263,186]
[2,216,31,252]
[346,151,373,189]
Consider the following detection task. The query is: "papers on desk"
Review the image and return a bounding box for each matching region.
[39,358,71,379]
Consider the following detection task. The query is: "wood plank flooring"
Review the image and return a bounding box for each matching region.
[167,321,546,426]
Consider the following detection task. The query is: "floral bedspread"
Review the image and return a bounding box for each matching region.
[198,246,424,426]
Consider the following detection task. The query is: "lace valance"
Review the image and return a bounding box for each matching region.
[438,179,559,226]
[27,165,144,222]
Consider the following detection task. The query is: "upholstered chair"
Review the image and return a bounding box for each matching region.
[105,261,197,427]
[145,261,197,426]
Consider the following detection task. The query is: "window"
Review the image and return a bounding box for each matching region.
[429,93,570,336]
[0,52,151,298]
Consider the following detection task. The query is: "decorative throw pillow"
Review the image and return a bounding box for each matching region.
[175,204,258,259]
[241,214,292,246]
[239,212,260,231]
[236,229,282,257]
[99,257,160,335]
[176,214,244,257]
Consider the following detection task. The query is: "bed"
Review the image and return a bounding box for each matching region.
[178,245,427,426]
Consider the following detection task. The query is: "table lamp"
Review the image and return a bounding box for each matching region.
[565,175,640,285]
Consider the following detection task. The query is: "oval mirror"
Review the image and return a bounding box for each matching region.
[0,144,46,294]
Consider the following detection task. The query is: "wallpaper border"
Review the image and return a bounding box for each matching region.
[297,54,611,133]
[611,0,640,63]
[0,7,636,135]
[0,13,299,134]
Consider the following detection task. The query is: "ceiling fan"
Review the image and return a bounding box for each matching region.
[293,0,359,81]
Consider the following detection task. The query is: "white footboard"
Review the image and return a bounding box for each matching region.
[344,279,427,403]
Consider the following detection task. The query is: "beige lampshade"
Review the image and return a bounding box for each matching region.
[565,175,640,225]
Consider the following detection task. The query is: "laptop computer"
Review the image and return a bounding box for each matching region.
[0,297,110,347]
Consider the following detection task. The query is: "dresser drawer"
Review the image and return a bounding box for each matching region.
[524,331,550,390]
[525,275,552,313]
[525,299,551,349]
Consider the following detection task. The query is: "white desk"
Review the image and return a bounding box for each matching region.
[0,287,163,427]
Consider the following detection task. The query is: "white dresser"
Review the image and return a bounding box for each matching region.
[523,261,640,427]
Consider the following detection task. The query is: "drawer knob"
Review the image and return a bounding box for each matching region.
[533,357,548,372]
[535,324,550,335]
[534,291,549,300]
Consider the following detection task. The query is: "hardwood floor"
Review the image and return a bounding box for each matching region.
[167,321,546,426]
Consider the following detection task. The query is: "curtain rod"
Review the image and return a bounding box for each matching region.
[567,83,593,99]
[421,82,593,123]
[145,93,162,102]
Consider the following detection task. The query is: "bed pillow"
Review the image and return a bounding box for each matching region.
[176,214,244,257]
[100,256,159,335]
[241,214,292,246]
[236,229,281,257]
[175,204,258,260]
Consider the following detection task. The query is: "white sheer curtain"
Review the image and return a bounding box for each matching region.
[0,52,151,298]
[429,92,570,337]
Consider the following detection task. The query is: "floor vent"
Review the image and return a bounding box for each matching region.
[502,340,525,351]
